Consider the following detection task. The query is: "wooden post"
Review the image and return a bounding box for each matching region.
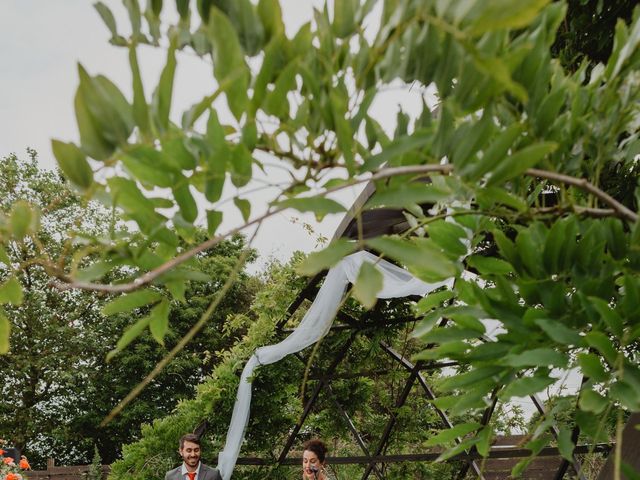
[47,458,55,470]
[597,413,640,480]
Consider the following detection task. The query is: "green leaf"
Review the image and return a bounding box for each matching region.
[466,0,551,35]
[476,426,493,457]
[609,380,640,410]
[258,0,284,41]
[487,142,557,186]
[534,318,582,346]
[330,89,355,174]
[471,54,528,102]
[415,290,454,315]
[367,184,452,209]
[124,0,142,38]
[241,120,258,150]
[332,0,357,38]
[296,239,356,276]
[77,65,134,149]
[577,353,608,382]
[361,130,432,172]
[500,375,555,399]
[10,201,35,239]
[275,197,346,221]
[121,146,176,188]
[353,261,383,309]
[585,331,618,366]
[151,33,177,133]
[202,109,229,200]
[610,11,640,78]
[424,422,482,447]
[129,45,150,137]
[420,326,482,344]
[263,60,298,120]
[166,280,187,303]
[475,187,528,212]
[412,311,442,339]
[52,140,94,189]
[0,310,9,354]
[0,277,23,306]
[108,177,156,214]
[234,197,251,222]
[251,34,287,114]
[466,255,513,275]
[579,388,608,414]
[440,366,503,391]
[436,437,479,462]
[161,136,196,170]
[451,108,494,169]
[556,428,574,461]
[207,210,223,236]
[75,259,122,282]
[208,7,250,120]
[173,183,198,223]
[94,2,121,40]
[230,144,253,187]
[107,315,151,361]
[145,0,163,42]
[74,82,114,161]
[149,298,170,345]
[197,0,214,22]
[0,246,10,267]
[367,236,457,282]
[464,123,523,180]
[176,0,189,18]
[588,296,624,338]
[503,348,567,368]
[492,227,518,266]
[101,289,163,316]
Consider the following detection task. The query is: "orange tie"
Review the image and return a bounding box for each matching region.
[187,473,196,480]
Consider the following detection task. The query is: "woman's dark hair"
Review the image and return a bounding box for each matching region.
[302,439,328,463]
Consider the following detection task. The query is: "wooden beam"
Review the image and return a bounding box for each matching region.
[232,443,612,466]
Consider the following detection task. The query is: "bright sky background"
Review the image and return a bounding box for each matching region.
[0,0,352,271]
[0,0,433,271]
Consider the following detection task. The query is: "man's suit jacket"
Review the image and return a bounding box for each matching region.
[165,463,222,480]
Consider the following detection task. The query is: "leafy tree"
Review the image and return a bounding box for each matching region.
[552,0,636,71]
[2,0,640,478]
[0,154,259,467]
[0,151,116,466]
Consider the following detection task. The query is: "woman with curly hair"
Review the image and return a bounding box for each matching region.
[301,439,333,480]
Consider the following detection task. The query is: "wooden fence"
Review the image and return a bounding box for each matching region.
[27,458,110,480]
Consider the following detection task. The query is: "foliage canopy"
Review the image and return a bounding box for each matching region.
[2,0,640,477]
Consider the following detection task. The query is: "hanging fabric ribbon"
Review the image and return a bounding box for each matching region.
[216,251,452,479]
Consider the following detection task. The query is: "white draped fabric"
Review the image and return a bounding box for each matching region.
[216,251,452,479]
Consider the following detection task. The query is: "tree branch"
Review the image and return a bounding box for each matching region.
[50,164,637,294]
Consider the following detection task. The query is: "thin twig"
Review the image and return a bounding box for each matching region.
[526,168,638,222]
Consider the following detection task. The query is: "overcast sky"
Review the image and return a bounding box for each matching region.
[0,0,347,269]
[0,0,429,271]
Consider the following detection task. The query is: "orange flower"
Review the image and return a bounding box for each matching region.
[19,456,30,470]
[3,456,15,465]
[0,448,5,455]
[6,473,20,480]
